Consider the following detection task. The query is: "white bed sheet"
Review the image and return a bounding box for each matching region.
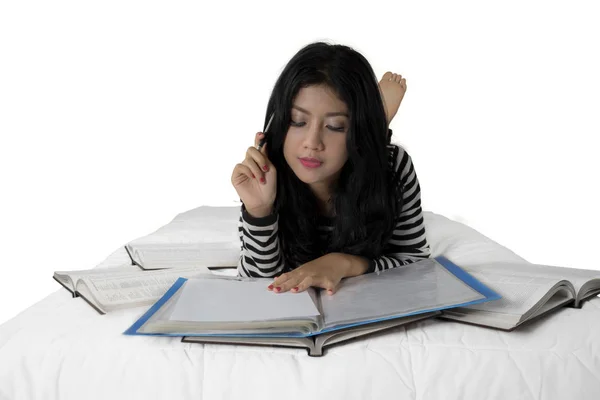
[1,207,599,400]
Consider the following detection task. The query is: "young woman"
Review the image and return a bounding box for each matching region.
[231,42,431,295]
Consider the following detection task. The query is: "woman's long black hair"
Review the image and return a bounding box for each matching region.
[262,41,403,271]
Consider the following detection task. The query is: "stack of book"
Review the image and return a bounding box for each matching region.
[53,243,600,356]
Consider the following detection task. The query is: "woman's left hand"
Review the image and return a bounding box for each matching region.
[268,253,348,295]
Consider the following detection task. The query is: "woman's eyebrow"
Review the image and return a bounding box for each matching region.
[292,104,349,117]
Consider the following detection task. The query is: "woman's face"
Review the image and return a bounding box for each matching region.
[283,84,349,198]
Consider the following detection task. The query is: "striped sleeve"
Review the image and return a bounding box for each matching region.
[237,204,285,278]
[366,145,432,273]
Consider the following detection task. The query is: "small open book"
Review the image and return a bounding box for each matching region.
[439,261,600,330]
[53,265,210,314]
[124,256,499,356]
[124,242,239,270]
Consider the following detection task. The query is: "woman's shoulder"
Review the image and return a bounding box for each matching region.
[387,144,414,187]
[386,143,413,182]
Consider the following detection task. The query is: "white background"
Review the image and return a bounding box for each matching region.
[1,0,598,325]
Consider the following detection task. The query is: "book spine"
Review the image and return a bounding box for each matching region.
[308,346,323,357]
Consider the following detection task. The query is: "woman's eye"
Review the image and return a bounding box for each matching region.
[289,120,345,132]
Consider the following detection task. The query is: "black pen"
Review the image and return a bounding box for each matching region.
[256,112,274,151]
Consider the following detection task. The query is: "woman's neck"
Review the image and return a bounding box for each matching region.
[309,181,336,217]
[317,197,334,217]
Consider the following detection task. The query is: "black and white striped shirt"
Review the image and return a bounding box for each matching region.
[237,143,431,278]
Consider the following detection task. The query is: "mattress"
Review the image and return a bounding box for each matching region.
[1,207,599,400]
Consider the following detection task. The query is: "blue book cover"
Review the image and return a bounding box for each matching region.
[124,255,500,338]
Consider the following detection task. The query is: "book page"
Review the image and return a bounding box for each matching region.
[320,258,485,329]
[463,262,599,298]
[127,242,240,269]
[316,312,437,348]
[54,264,141,290]
[77,266,211,310]
[53,275,75,292]
[441,289,574,330]
[167,278,320,323]
[458,268,565,315]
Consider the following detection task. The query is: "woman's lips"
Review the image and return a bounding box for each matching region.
[299,158,322,168]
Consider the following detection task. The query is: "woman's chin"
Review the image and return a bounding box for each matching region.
[296,175,318,184]
[293,171,322,185]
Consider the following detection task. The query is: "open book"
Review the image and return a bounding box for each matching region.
[53,265,211,314]
[124,256,500,356]
[438,260,600,330]
[124,242,239,270]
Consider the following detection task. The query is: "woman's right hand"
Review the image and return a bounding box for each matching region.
[231,132,277,217]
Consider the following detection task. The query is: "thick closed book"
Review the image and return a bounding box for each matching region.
[124,242,239,271]
[124,256,499,356]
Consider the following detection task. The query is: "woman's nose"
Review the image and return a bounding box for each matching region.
[303,126,324,149]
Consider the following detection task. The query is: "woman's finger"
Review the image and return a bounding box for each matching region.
[254,132,264,148]
[268,272,291,291]
[255,132,270,158]
[260,141,268,158]
[268,271,297,291]
[231,163,256,185]
[271,272,289,286]
[252,131,271,166]
[242,154,263,182]
[246,146,271,176]
[316,277,339,295]
[271,272,301,293]
[275,276,303,293]
[291,277,313,293]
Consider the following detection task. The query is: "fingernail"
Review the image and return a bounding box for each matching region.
[292,287,298,292]
[275,287,281,292]
[252,173,256,179]
[262,165,269,172]
[268,284,273,290]
[327,290,333,295]
[260,177,265,184]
